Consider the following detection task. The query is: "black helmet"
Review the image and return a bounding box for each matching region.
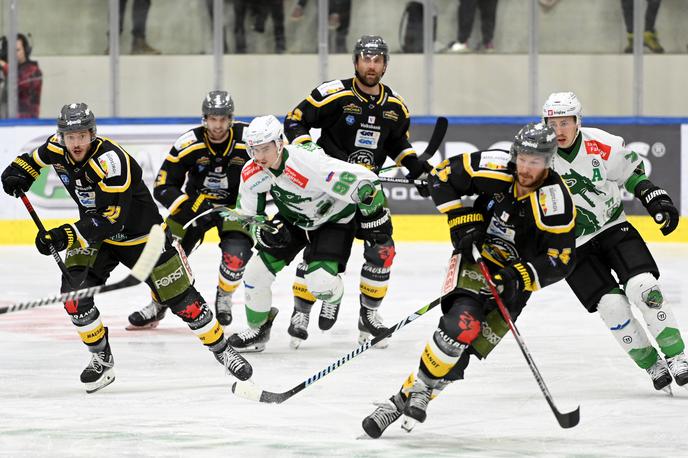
[57,102,96,138]
[352,35,389,63]
[202,90,234,117]
[510,122,557,166]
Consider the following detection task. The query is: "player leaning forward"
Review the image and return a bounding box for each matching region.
[0,103,252,392]
[544,92,687,391]
[227,115,391,352]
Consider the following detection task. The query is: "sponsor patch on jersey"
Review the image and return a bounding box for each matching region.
[345,115,355,126]
[59,174,70,186]
[230,157,246,166]
[241,161,262,182]
[174,130,198,150]
[383,110,399,121]
[355,129,380,148]
[196,157,210,166]
[584,140,611,160]
[487,216,516,243]
[53,163,67,174]
[538,185,565,216]
[342,103,362,115]
[368,116,376,124]
[76,189,96,208]
[316,80,345,97]
[97,151,122,178]
[284,166,309,188]
[478,151,510,170]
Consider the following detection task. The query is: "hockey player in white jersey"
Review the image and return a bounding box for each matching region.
[227,115,391,352]
[544,91,687,392]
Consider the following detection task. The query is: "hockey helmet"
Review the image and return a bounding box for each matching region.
[244,115,284,157]
[542,92,582,125]
[57,102,96,140]
[202,90,234,118]
[353,35,389,63]
[510,122,557,166]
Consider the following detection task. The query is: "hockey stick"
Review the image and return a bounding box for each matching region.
[378,177,427,186]
[17,191,76,286]
[183,206,278,234]
[379,116,448,174]
[471,245,580,429]
[0,224,165,315]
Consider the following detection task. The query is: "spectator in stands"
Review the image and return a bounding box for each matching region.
[108,0,161,54]
[620,0,663,53]
[447,0,499,53]
[291,0,351,53]
[250,0,287,53]
[205,0,231,53]
[0,33,42,118]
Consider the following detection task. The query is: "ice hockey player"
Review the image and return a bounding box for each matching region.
[227,114,391,352]
[127,90,252,329]
[543,91,687,392]
[283,35,432,348]
[361,122,576,438]
[0,102,252,393]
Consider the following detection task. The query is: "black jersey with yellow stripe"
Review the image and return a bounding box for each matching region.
[13,135,161,246]
[284,77,424,175]
[430,149,576,290]
[153,123,249,213]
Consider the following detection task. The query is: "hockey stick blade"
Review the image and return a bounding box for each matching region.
[231,296,443,404]
[183,206,278,234]
[380,116,448,174]
[0,224,165,315]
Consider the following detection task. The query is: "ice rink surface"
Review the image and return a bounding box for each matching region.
[1,242,687,457]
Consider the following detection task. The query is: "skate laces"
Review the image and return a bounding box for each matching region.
[236,326,261,341]
[87,351,113,373]
[290,311,309,329]
[364,308,385,330]
[369,400,402,428]
[408,381,431,410]
[667,353,688,376]
[320,302,339,320]
[221,346,248,376]
[140,301,162,320]
[647,358,670,379]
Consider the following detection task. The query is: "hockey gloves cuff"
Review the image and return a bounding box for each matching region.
[1,161,37,197]
[35,224,76,256]
[405,160,433,198]
[447,208,485,260]
[635,181,679,236]
[358,207,393,243]
[493,262,536,303]
[252,216,291,250]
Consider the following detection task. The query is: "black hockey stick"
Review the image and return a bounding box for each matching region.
[379,116,448,174]
[183,206,278,234]
[18,191,77,287]
[471,245,580,429]
[0,224,165,315]
[378,176,427,186]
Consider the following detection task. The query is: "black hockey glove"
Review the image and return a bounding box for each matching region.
[35,224,76,255]
[492,262,535,304]
[358,207,393,243]
[447,208,485,260]
[252,217,291,250]
[635,181,679,236]
[406,160,433,198]
[178,194,219,228]
[1,162,34,197]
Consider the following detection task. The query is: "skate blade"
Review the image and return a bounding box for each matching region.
[357,332,390,349]
[661,385,674,397]
[234,344,266,353]
[401,416,417,433]
[85,370,115,394]
[125,321,160,331]
[289,336,305,350]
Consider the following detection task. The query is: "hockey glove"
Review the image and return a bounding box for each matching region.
[35,224,76,255]
[358,207,393,243]
[635,181,679,236]
[252,216,291,250]
[447,208,485,260]
[1,162,35,197]
[177,194,219,228]
[406,161,433,198]
[492,262,536,304]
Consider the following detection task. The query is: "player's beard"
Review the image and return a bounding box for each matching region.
[517,169,548,189]
[355,69,384,88]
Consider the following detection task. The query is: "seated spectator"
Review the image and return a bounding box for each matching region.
[447,0,499,53]
[620,0,663,53]
[0,33,42,118]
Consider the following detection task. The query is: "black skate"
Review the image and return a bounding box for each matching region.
[318,301,340,330]
[228,307,279,353]
[80,329,115,393]
[666,352,688,387]
[214,342,253,381]
[362,391,406,439]
[126,300,166,330]
[288,309,310,349]
[647,357,673,394]
[358,305,390,348]
[215,288,233,326]
[401,379,432,431]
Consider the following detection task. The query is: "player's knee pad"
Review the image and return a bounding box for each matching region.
[243,258,276,313]
[440,297,484,345]
[363,237,396,269]
[625,272,664,311]
[597,293,633,330]
[169,287,223,347]
[219,233,253,272]
[305,267,344,305]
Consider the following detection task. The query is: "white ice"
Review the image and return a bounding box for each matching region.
[1,242,687,457]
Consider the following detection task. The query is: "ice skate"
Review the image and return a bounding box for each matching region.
[126,300,166,330]
[362,391,405,439]
[80,329,115,393]
[401,378,432,431]
[358,305,390,349]
[228,307,278,353]
[646,357,673,395]
[214,342,253,381]
[287,309,310,349]
[666,351,688,388]
[318,301,340,330]
[215,288,233,326]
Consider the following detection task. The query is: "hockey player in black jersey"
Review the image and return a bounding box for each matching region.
[283,35,432,348]
[127,91,253,329]
[1,102,252,392]
[361,123,576,438]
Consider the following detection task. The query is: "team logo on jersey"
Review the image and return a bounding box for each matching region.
[342,103,362,115]
[591,158,600,167]
[368,116,376,124]
[584,140,611,160]
[345,115,355,126]
[285,166,309,188]
[383,110,399,121]
[355,129,380,148]
[348,149,374,167]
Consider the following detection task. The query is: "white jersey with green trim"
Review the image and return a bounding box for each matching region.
[552,127,642,246]
[236,142,379,229]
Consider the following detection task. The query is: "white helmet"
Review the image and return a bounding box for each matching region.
[244,115,284,157]
[542,92,582,125]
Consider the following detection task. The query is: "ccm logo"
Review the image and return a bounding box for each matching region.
[155,266,184,288]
